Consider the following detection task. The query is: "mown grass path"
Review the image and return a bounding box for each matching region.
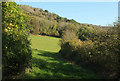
[20,35,99,79]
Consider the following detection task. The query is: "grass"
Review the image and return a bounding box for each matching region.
[29,35,61,52]
[19,35,99,79]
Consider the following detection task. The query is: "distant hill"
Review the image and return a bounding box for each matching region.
[18,4,110,37]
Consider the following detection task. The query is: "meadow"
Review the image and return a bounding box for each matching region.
[29,35,61,52]
[3,2,119,79]
[18,35,99,79]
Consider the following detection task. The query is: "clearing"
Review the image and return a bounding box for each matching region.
[19,35,99,79]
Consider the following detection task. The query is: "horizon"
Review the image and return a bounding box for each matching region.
[16,2,118,26]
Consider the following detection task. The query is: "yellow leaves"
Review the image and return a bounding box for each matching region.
[6,3,9,7]
[4,23,19,33]
[9,23,17,27]
[8,27,11,30]
[10,23,12,26]
[11,10,13,13]
[15,25,18,28]
[4,28,8,33]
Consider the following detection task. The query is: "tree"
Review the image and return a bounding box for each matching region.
[62,29,78,41]
[78,26,94,41]
[45,9,48,13]
[2,2,32,79]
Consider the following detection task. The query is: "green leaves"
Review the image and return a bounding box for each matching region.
[2,2,32,78]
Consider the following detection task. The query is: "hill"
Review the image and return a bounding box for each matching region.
[18,4,109,38]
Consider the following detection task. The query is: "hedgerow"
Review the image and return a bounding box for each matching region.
[2,2,32,78]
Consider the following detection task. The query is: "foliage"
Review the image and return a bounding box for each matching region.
[60,25,119,79]
[45,9,48,13]
[61,29,78,41]
[2,2,32,78]
[18,36,99,79]
[18,4,105,38]
[78,26,95,41]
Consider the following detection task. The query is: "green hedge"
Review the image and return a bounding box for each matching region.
[60,27,119,79]
[2,2,32,78]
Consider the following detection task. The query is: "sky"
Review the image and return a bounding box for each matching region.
[118,1,120,24]
[16,2,118,26]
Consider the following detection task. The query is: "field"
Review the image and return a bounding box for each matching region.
[29,35,61,52]
[19,35,99,79]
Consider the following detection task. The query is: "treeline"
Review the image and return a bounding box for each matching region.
[60,24,120,79]
[2,2,119,79]
[19,4,120,79]
[17,4,120,79]
[18,5,106,38]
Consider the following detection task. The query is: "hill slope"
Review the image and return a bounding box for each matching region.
[18,4,108,38]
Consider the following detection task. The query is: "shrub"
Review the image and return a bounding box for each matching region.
[2,2,32,78]
[60,27,119,78]
[78,26,95,41]
[62,29,78,41]
[60,39,81,60]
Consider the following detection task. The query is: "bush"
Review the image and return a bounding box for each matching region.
[78,26,95,41]
[2,2,32,78]
[60,39,81,60]
[60,27,119,78]
[62,29,78,41]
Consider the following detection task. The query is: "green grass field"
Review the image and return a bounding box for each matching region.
[29,35,61,52]
[19,35,99,79]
